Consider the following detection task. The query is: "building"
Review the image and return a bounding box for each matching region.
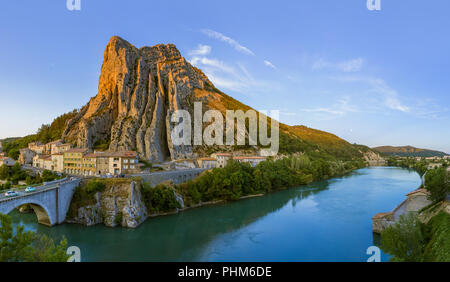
[52,143,72,155]
[63,148,88,175]
[51,154,64,173]
[232,156,266,167]
[0,156,16,167]
[215,153,232,168]
[32,155,52,170]
[81,153,98,176]
[93,152,110,176]
[45,140,62,154]
[28,142,46,154]
[0,141,2,153]
[428,163,443,170]
[197,157,217,169]
[107,151,139,175]
[18,148,37,165]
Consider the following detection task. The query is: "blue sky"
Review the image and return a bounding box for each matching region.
[0,1,449,153]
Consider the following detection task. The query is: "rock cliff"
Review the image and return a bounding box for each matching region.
[63,36,216,162]
[68,179,147,228]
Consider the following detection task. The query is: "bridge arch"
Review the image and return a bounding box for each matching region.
[1,199,54,227]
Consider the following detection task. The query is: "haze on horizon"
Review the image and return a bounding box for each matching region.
[0,1,449,153]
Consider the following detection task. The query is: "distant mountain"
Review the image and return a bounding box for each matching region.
[373,146,448,157]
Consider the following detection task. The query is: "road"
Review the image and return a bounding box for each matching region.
[0,178,71,202]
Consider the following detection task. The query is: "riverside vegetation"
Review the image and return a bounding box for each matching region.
[68,154,366,221]
[380,160,450,262]
[0,213,69,262]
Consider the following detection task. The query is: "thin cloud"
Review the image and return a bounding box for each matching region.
[331,75,410,113]
[189,44,211,56]
[264,60,277,69]
[313,58,364,72]
[201,29,255,56]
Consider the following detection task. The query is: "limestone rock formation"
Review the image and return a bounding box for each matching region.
[68,180,148,228]
[63,36,215,162]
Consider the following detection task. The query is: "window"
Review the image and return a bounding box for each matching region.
[130,165,135,169]
[130,159,135,164]
[124,165,128,169]
[124,159,128,163]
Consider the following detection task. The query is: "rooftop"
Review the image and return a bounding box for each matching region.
[233,156,266,160]
[65,148,89,154]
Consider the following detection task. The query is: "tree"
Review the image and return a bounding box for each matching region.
[0,213,69,262]
[425,167,449,203]
[0,165,9,180]
[380,212,425,262]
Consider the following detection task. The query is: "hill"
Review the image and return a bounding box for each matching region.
[373,146,448,157]
[3,36,375,162]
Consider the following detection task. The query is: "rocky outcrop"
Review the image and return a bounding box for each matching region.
[363,150,386,166]
[63,36,216,162]
[69,180,148,228]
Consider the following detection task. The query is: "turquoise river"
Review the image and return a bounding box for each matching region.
[10,166,421,262]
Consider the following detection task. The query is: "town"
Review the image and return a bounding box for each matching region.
[0,139,267,178]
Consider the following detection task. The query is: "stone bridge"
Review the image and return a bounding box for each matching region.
[0,178,81,226]
[133,168,206,187]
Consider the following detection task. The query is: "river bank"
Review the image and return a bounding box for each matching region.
[65,158,365,229]
[10,167,420,262]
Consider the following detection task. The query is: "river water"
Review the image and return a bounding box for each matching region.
[10,167,421,262]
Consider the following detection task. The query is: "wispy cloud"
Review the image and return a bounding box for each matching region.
[313,58,364,72]
[189,44,211,56]
[264,60,277,69]
[301,96,358,119]
[200,29,255,56]
[332,76,410,113]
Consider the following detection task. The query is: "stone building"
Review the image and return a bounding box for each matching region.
[0,156,16,167]
[19,148,37,165]
[197,157,217,169]
[232,156,266,167]
[51,154,64,173]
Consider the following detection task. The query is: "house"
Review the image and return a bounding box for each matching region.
[52,143,72,155]
[0,156,16,167]
[45,140,62,154]
[63,148,89,175]
[215,153,232,168]
[197,157,217,169]
[232,156,266,167]
[28,141,46,154]
[19,148,37,165]
[81,153,98,176]
[93,152,110,176]
[107,151,139,175]
[32,155,52,170]
[428,163,443,170]
[51,154,64,173]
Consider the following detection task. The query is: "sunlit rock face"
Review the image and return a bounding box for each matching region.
[63,36,215,162]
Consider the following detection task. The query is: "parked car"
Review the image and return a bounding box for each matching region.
[25,187,36,193]
[5,191,18,197]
